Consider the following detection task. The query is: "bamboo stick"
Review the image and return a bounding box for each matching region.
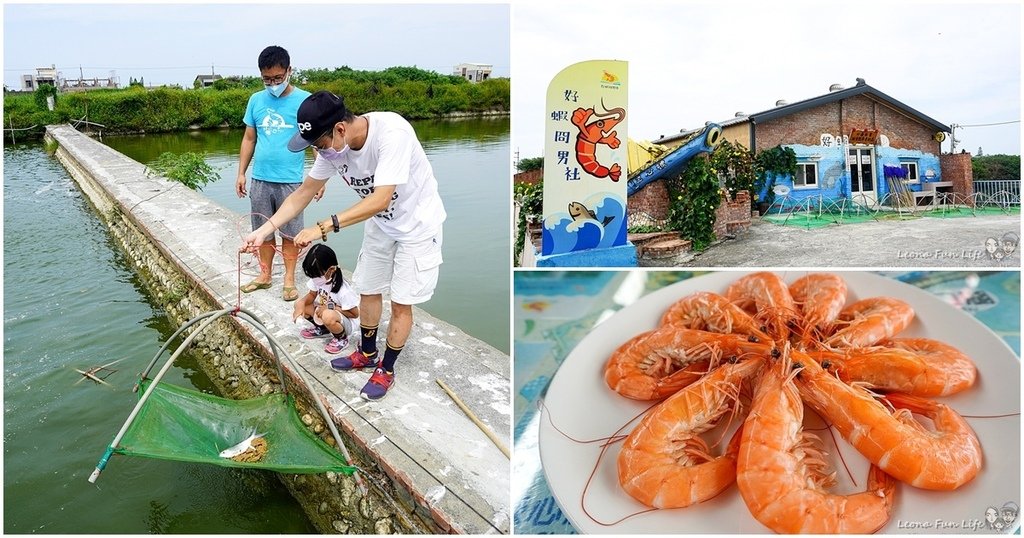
[436,378,509,459]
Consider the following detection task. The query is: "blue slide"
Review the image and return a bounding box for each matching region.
[626,123,723,196]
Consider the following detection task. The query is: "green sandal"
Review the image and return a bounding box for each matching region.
[282,286,300,302]
[240,280,272,293]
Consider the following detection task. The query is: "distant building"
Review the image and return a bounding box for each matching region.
[453,63,492,83]
[21,65,58,91]
[62,74,119,92]
[194,74,223,88]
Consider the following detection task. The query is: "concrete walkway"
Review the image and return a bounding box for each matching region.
[46,125,509,533]
[681,213,1021,268]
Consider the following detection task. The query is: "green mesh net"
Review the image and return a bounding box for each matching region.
[114,380,356,474]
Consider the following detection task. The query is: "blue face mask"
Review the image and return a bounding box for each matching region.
[265,74,290,98]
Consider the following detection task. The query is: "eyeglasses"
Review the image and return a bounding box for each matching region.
[261,71,289,85]
[311,129,334,151]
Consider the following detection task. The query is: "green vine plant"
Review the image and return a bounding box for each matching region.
[146,152,220,191]
[667,154,720,251]
[710,139,755,202]
[513,181,543,266]
[753,145,797,208]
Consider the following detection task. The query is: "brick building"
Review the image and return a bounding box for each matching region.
[656,78,968,207]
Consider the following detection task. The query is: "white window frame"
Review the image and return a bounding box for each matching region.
[793,162,819,190]
[901,161,920,184]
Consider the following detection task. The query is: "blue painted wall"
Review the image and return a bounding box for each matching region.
[875,146,943,196]
[755,143,943,205]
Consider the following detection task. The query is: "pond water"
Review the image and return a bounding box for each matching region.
[3,145,316,532]
[102,117,511,353]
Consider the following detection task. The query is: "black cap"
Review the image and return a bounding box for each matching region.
[288,90,347,152]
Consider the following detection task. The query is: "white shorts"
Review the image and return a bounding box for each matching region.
[353,219,443,305]
[314,311,359,339]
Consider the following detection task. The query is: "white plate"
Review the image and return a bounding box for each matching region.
[539,271,1021,534]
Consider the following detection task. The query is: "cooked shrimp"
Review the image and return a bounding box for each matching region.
[809,337,977,397]
[659,291,771,342]
[823,297,914,349]
[617,357,763,508]
[737,352,896,533]
[604,327,769,401]
[724,272,798,340]
[794,354,982,490]
[789,273,847,346]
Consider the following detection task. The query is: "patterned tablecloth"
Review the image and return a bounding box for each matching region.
[512,271,1021,534]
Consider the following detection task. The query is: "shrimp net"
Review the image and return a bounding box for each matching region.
[763,193,1020,229]
[114,379,357,474]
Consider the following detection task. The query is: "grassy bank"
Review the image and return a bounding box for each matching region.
[4,66,509,142]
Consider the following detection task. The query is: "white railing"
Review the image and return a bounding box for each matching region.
[974,180,1020,206]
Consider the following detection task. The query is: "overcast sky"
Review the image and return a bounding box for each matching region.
[513,2,1020,159]
[4,3,509,88]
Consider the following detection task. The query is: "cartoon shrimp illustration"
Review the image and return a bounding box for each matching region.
[571,102,626,181]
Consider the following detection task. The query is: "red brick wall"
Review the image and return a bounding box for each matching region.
[756,95,942,154]
[513,169,543,185]
[713,190,752,239]
[627,181,670,225]
[758,104,842,148]
[941,152,974,205]
[870,98,941,152]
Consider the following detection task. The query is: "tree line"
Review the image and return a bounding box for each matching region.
[4,66,509,141]
[972,154,1020,181]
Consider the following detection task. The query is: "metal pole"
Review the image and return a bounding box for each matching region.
[89,310,230,483]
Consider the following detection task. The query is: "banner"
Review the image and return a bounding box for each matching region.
[542,60,628,256]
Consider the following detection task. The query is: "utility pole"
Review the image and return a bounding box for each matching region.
[949,123,961,154]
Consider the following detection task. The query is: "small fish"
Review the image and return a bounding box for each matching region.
[219,429,265,459]
[568,201,615,227]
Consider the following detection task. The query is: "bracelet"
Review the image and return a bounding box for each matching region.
[331,214,340,233]
[316,221,328,241]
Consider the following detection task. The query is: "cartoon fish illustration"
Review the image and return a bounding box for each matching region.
[568,201,615,227]
[219,429,266,459]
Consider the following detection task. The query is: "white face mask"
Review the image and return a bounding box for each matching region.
[311,276,329,288]
[265,73,290,98]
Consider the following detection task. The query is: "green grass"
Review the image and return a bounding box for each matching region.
[763,204,1019,228]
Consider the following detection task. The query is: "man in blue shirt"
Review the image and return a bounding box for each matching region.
[236,45,318,301]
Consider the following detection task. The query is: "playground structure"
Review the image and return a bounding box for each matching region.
[763,189,1020,229]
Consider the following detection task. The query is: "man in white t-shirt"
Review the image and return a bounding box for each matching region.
[242,90,446,402]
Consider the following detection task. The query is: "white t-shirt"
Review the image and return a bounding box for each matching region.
[307,277,359,313]
[309,112,446,242]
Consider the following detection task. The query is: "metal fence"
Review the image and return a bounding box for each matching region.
[974,180,1021,207]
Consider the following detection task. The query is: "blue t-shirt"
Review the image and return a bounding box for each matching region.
[243,87,311,183]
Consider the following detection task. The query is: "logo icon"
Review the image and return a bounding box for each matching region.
[258,109,294,136]
[987,501,1019,531]
[985,231,1019,260]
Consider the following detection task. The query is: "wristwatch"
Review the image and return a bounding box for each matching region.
[331,214,340,232]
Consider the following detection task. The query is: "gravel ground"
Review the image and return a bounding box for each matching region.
[679,212,1021,268]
